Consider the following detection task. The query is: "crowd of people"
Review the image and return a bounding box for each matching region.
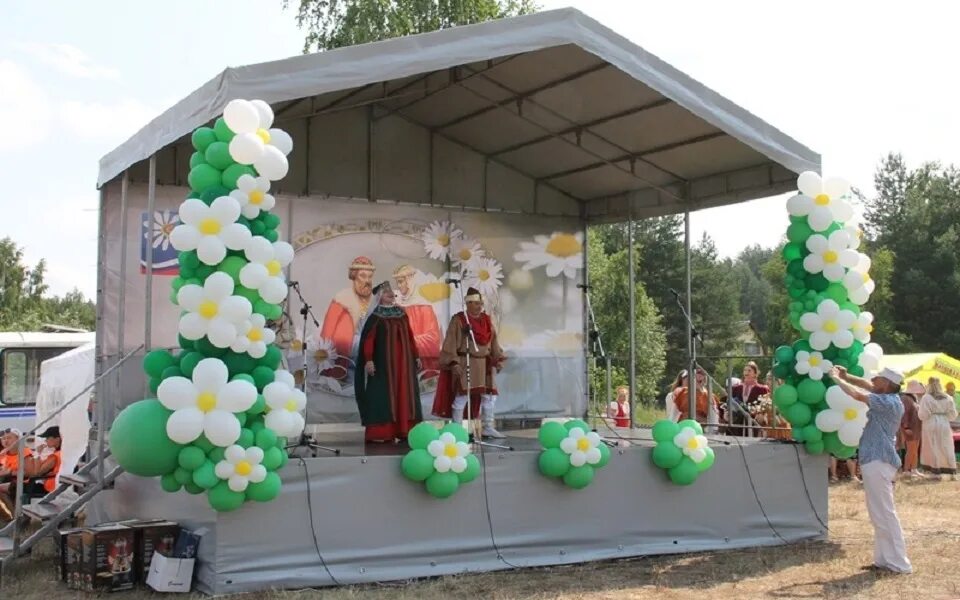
[0,426,62,519]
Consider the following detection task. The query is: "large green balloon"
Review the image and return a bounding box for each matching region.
[425,471,460,498]
[251,366,276,391]
[204,141,234,171]
[218,256,248,285]
[774,345,795,364]
[192,127,218,152]
[596,442,611,468]
[255,428,278,450]
[791,427,805,442]
[401,449,435,481]
[222,164,255,189]
[668,457,700,486]
[772,362,792,380]
[246,472,282,502]
[189,151,207,170]
[192,461,219,490]
[213,117,235,142]
[805,440,825,455]
[563,465,595,489]
[188,164,222,193]
[564,419,590,433]
[237,428,255,449]
[246,395,266,416]
[695,447,715,472]
[208,482,245,512]
[254,300,283,320]
[208,447,226,464]
[652,442,683,469]
[801,424,823,443]
[823,283,848,303]
[440,423,469,444]
[822,431,843,455]
[833,444,857,460]
[407,422,439,450]
[143,350,177,379]
[783,402,812,427]
[223,352,258,377]
[787,221,813,244]
[110,400,183,477]
[538,422,568,449]
[260,345,282,370]
[262,446,284,470]
[160,365,182,381]
[652,419,680,443]
[458,454,480,483]
[805,274,830,292]
[179,351,204,378]
[797,378,827,405]
[677,419,703,435]
[263,230,280,243]
[781,243,802,262]
[178,446,207,471]
[538,447,570,478]
[262,212,281,229]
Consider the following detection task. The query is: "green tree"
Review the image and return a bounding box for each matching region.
[286,0,539,52]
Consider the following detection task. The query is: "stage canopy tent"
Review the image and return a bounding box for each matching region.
[97,8,819,222]
[880,353,960,389]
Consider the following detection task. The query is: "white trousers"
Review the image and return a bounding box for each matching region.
[861,461,912,573]
[451,395,496,416]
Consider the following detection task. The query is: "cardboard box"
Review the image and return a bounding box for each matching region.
[146,552,195,593]
[65,529,85,590]
[55,527,84,582]
[119,519,180,583]
[173,529,202,559]
[78,523,137,592]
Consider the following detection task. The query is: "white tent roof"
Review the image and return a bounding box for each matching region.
[98,8,818,221]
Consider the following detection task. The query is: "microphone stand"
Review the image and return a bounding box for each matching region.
[287,281,340,456]
[672,288,704,428]
[449,277,512,451]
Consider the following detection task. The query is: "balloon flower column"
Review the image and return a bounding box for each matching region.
[770,172,884,458]
[111,99,304,512]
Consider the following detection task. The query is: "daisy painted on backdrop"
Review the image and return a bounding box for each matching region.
[513,231,584,279]
[421,220,462,261]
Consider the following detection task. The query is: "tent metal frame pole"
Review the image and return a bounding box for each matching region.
[367,105,376,202]
[94,184,108,485]
[628,204,636,430]
[581,216,590,420]
[145,156,156,360]
[685,210,696,423]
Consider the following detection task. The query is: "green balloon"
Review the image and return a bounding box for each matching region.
[840,301,861,315]
[223,352,258,377]
[222,164,255,189]
[192,461,219,490]
[772,362,792,379]
[677,419,703,435]
[236,412,248,427]
[801,424,822,443]
[208,447,226,464]
[538,447,571,478]
[254,300,282,320]
[262,446,284,470]
[772,384,798,409]
[189,151,207,170]
[184,482,205,495]
[400,449,435,482]
[408,422,440,450]
[833,444,857,460]
[178,352,204,378]
[440,422,469,444]
[668,457,700,486]
[194,336,227,357]
[788,287,804,299]
[652,419,680,443]
[160,473,182,493]
[251,221,266,236]
[278,449,289,468]
[193,435,214,453]
[213,117,235,142]
[652,442,683,470]
[805,274,829,292]
[793,339,813,353]
[237,428,255,449]
[263,229,279,243]
[596,442,611,468]
[797,378,826,405]
[260,345,282,370]
[234,285,261,304]
[160,365,182,381]
[143,350,176,379]
[218,256,248,285]
[188,164,222,193]
[849,365,865,377]
[200,186,232,205]
[208,481,245,512]
[774,345,795,364]
[232,373,255,386]
[246,472,282,502]
[787,221,813,244]
[822,431,843,455]
[458,454,480,483]
[563,465,595,489]
[805,440,825,455]
[174,467,192,486]
[791,427,805,442]
[696,447,715,472]
[179,250,200,270]
[425,471,460,498]
[204,141,234,171]
[247,395,266,416]
[564,419,590,433]
[252,366,275,391]
[110,400,183,477]
[538,422,568,449]
[823,283,847,303]
[192,127,218,152]
[784,402,812,427]
[255,428,278,450]
[178,446,207,471]
[262,212,281,229]
[782,243,802,261]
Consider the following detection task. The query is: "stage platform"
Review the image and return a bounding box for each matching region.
[88,428,828,595]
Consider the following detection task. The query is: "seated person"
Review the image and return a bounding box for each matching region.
[1,426,62,500]
[673,368,720,424]
[0,428,32,482]
[726,361,770,436]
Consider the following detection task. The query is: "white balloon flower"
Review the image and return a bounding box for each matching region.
[786,171,855,231]
[852,311,874,343]
[157,358,258,446]
[859,342,884,376]
[223,99,292,181]
[842,268,875,306]
[427,432,472,473]
[815,386,869,447]
[176,272,252,348]
[794,350,833,381]
[262,371,307,438]
[231,314,277,358]
[803,230,859,282]
[558,426,603,467]
[673,428,710,463]
[169,197,251,266]
[799,299,857,351]
[230,174,276,219]
[215,445,268,493]
[240,238,294,304]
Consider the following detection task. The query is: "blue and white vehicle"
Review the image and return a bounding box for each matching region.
[0,332,95,433]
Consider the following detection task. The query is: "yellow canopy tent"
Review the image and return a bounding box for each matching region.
[879,353,960,389]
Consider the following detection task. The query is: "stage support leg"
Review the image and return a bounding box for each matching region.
[628,207,636,430]
[685,210,696,424]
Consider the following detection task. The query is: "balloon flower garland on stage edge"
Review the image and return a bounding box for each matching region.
[770,171,883,458]
[537,420,611,489]
[401,422,480,498]
[110,99,303,512]
[650,419,715,485]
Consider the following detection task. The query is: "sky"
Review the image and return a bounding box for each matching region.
[2,1,959,298]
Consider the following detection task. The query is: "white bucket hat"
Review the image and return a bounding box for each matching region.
[878,367,904,386]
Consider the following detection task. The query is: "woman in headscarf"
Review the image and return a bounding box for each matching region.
[918,377,958,480]
[898,380,924,479]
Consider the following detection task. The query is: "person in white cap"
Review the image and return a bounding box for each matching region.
[829,365,912,575]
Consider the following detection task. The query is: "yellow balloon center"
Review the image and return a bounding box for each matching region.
[256,128,271,144]
[843,408,858,421]
[862,274,871,284]
[249,190,265,205]
[235,460,252,476]
[444,444,459,458]
[546,233,582,258]
[814,194,831,206]
[284,399,298,412]
[866,324,874,333]
[247,328,263,342]
[687,437,699,450]
[823,320,838,333]
[198,300,218,319]
[809,355,821,367]
[266,260,282,276]
[437,234,450,247]
[576,438,591,451]
[199,218,221,235]
[823,250,838,263]
[197,391,217,413]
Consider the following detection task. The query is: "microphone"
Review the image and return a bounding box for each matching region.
[287,280,299,287]
[576,283,592,290]
[669,288,681,298]
[445,277,461,284]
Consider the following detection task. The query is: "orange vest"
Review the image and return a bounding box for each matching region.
[1,448,31,472]
[42,450,62,492]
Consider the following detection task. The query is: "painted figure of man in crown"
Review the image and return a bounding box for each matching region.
[320,256,376,359]
[432,287,506,438]
[354,281,423,442]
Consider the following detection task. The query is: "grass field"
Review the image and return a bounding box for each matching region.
[3,478,959,599]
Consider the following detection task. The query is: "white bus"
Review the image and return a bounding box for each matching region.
[0,332,96,432]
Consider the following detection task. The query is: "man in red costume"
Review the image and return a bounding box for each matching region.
[354,282,422,442]
[432,287,506,438]
[320,257,376,358]
[392,264,441,371]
